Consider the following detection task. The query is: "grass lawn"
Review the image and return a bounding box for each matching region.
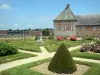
[44,39,93,52]
[0,52,36,64]
[6,39,41,52]
[0,58,100,75]
[71,49,100,60]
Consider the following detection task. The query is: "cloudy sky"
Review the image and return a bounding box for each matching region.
[0,0,100,30]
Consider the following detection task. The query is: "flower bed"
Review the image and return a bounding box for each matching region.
[56,36,65,41]
[70,36,77,41]
[80,43,100,53]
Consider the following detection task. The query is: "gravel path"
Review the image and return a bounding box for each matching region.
[18,49,41,55]
[30,63,89,75]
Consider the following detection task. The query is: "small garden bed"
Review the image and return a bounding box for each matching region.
[6,39,41,52]
[0,52,36,64]
[0,58,100,75]
[80,43,100,53]
[30,62,89,75]
[71,41,100,60]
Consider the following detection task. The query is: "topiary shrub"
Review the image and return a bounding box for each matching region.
[48,43,77,74]
[0,43,18,56]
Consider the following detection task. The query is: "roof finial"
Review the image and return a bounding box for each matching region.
[66,4,70,9]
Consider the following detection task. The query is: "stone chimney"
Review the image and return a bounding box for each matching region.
[66,4,70,9]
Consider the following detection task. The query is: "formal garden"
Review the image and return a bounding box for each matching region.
[0,36,100,75]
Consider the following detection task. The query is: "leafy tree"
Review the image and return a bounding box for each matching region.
[48,43,77,74]
[42,28,50,36]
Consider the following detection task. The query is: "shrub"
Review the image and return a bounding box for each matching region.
[56,36,65,41]
[35,36,38,40]
[0,43,18,56]
[85,37,94,40]
[48,43,77,74]
[96,40,100,44]
[70,36,77,41]
[80,43,100,53]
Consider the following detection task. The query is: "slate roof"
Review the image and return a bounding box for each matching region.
[54,4,76,21]
[54,4,100,25]
[75,14,100,25]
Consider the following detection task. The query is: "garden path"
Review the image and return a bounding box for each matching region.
[0,44,99,72]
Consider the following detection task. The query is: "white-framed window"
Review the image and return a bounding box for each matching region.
[62,25,66,31]
[92,26,97,31]
[82,26,86,31]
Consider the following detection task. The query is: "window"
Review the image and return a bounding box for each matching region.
[82,26,86,31]
[62,25,66,31]
[71,25,73,31]
[66,25,71,30]
[92,26,97,31]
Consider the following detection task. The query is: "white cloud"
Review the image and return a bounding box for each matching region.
[28,25,33,27]
[0,4,11,9]
[0,24,4,26]
[13,24,18,26]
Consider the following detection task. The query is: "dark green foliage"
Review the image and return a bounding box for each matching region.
[42,28,50,36]
[96,40,100,44]
[84,37,94,40]
[0,42,18,56]
[35,36,38,40]
[48,43,77,74]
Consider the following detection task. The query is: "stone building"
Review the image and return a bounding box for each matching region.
[54,4,100,37]
[0,30,7,35]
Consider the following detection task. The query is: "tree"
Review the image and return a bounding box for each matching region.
[42,28,50,36]
[48,43,77,74]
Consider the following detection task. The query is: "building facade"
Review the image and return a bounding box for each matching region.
[0,30,7,35]
[54,4,100,37]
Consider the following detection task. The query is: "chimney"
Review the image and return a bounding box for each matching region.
[66,4,70,9]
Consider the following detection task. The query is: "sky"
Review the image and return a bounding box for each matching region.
[0,0,100,30]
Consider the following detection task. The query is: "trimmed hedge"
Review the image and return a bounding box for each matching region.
[48,43,77,74]
[0,42,18,56]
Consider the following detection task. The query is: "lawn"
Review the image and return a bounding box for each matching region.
[0,58,100,75]
[44,39,93,52]
[6,39,41,52]
[71,49,100,60]
[0,52,36,64]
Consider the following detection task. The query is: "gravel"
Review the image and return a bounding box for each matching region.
[30,63,90,75]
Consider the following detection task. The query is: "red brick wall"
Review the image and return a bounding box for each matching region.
[0,30,7,34]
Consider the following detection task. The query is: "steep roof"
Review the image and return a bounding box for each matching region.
[54,4,76,21]
[76,14,100,25]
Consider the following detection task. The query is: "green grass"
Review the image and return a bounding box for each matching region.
[44,39,93,52]
[6,39,41,52]
[71,49,100,60]
[0,52,36,64]
[75,61,100,75]
[0,58,100,75]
